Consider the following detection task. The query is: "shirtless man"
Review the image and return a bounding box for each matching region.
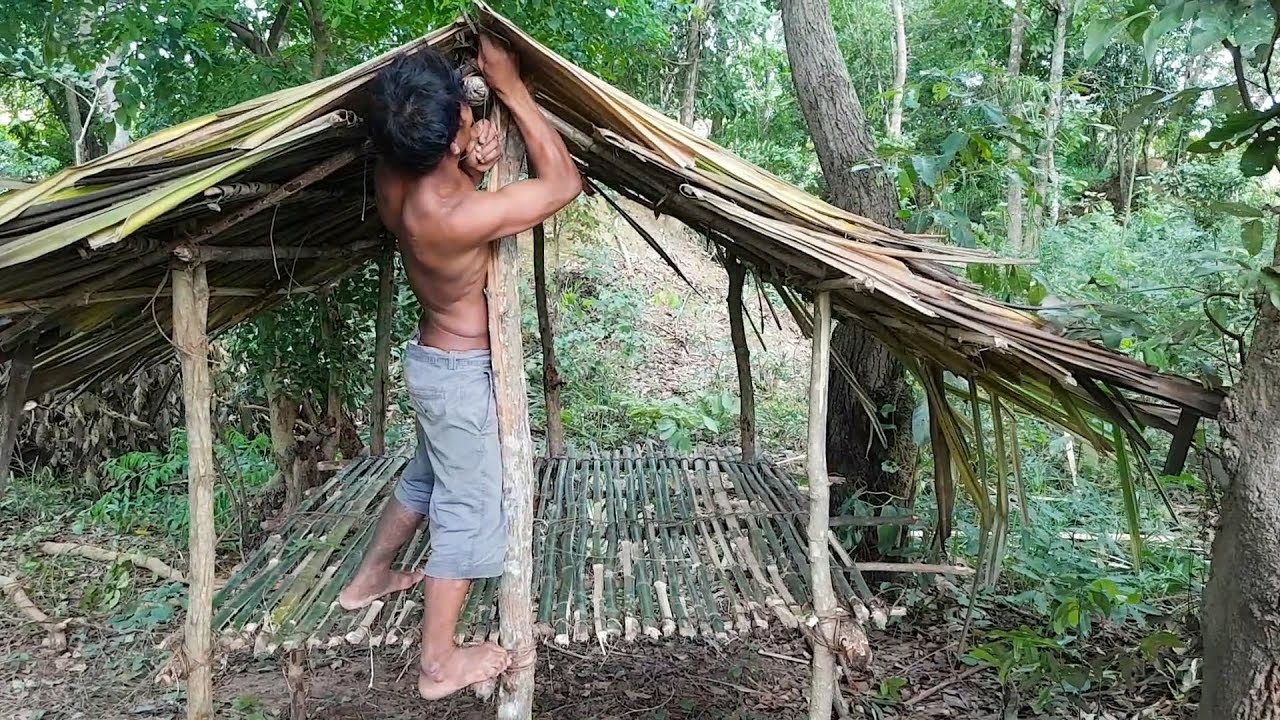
[336,35,581,700]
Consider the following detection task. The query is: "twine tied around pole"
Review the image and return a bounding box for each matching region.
[802,609,872,672]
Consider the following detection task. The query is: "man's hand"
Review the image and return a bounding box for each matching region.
[462,118,500,180]
[477,34,520,95]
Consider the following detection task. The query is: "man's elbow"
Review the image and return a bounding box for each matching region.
[554,170,583,206]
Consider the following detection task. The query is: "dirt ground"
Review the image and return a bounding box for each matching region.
[0,613,1197,720]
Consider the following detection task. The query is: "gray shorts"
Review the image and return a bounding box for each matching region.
[394,341,506,580]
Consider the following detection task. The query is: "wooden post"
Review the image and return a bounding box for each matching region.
[807,291,837,720]
[370,246,395,456]
[319,290,342,461]
[533,223,565,457]
[487,114,537,720]
[0,342,34,500]
[927,365,954,554]
[726,256,757,460]
[173,261,215,720]
[286,648,308,720]
[1161,410,1199,476]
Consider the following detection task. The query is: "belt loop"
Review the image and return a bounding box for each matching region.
[448,352,457,371]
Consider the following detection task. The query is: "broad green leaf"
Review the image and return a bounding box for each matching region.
[1243,219,1265,256]
[1141,10,1182,66]
[1204,200,1263,218]
[1084,18,1135,63]
[1260,267,1280,310]
[1241,133,1280,177]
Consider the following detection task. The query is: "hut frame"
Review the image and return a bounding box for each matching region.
[0,5,1220,719]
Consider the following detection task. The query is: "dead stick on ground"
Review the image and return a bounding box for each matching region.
[37,541,186,583]
[0,573,68,650]
[906,664,986,706]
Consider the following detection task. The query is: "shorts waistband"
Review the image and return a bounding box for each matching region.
[406,333,491,370]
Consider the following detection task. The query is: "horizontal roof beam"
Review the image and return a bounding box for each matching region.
[172,237,381,263]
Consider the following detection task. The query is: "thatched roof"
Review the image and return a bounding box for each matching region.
[0,4,1219,442]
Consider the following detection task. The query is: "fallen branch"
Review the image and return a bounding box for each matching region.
[38,541,186,584]
[906,663,986,706]
[0,573,69,650]
[854,561,974,576]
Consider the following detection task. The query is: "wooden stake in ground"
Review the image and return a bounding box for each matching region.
[487,113,537,720]
[173,261,215,720]
[533,222,565,457]
[370,244,395,456]
[807,291,837,720]
[0,342,34,500]
[726,255,756,459]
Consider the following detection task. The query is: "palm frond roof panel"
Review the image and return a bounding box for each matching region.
[0,3,1220,432]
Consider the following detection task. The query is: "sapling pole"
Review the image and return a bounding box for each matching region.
[806,291,837,720]
[487,110,537,720]
[173,261,215,720]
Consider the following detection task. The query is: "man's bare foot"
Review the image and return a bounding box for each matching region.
[417,643,511,701]
[338,569,422,611]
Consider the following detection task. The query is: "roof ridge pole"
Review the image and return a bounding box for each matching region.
[806,291,837,720]
[0,341,35,501]
[487,109,537,720]
[172,260,215,720]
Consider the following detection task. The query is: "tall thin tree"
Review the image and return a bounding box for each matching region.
[1004,0,1028,253]
[887,0,908,139]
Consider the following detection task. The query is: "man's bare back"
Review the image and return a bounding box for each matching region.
[376,160,494,350]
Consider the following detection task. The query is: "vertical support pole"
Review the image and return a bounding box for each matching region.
[726,256,756,460]
[286,648,308,720]
[0,342,35,500]
[319,289,342,461]
[370,245,395,456]
[173,261,215,720]
[533,223,565,457]
[1161,410,1199,476]
[488,112,536,720]
[806,291,836,720]
[927,364,954,555]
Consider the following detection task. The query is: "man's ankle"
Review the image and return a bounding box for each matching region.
[420,643,455,675]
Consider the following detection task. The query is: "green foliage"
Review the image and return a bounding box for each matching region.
[77,429,273,548]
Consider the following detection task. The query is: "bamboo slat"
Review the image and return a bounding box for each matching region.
[212,449,943,657]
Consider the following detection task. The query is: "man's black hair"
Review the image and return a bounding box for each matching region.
[368,49,464,174]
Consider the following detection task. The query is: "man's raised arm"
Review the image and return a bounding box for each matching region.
[457,34,582,244]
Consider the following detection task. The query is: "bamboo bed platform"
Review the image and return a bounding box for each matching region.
[212,449,873,657]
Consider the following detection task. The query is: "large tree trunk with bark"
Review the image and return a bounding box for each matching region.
[1198,239,1280,720]
[780,0,915,555]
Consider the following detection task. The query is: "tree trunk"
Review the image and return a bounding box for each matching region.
[1035,1,1070,229]
[173,262,215,720]
[0,343,35,501]
[680,0,712,128]
[887,0,908,139]
[726,257,757,460]
[533,223,566,457]
[1005,0,1028,254]
[1199,237,1280,720]
[369,248,395,456]
[303,0,329,80]
[780,0,915,559]
[319,291,342,462]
